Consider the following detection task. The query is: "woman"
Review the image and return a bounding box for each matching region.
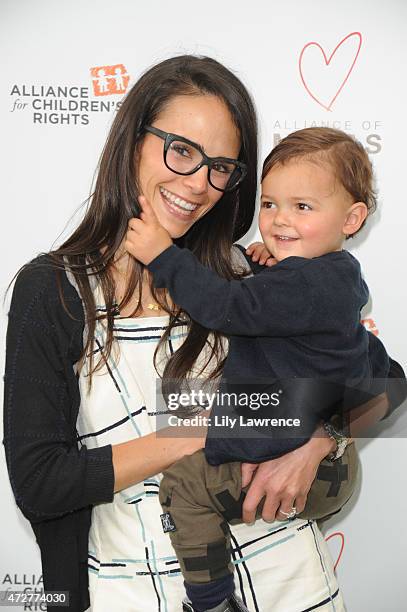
[3,55,404,612]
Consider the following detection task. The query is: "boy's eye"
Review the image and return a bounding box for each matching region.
[261,201,276,209]
[298,203,312,211]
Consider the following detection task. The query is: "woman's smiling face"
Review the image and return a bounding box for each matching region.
[137,94,241,238]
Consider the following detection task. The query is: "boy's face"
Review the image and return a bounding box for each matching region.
[259,158,360,261]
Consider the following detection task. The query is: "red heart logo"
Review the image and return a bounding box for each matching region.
[299,32,362,111]
[325,531,345,571]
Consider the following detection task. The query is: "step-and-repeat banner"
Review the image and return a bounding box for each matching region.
[1,1,406,610]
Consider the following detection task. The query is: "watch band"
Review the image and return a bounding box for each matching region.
[323,421,349,461]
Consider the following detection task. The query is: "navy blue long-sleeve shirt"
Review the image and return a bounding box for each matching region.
[148,245,390,464]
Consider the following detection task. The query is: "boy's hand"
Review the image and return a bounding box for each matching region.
[125,196,173,265]
[246,242,277,267]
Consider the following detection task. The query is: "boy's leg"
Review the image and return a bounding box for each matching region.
[159,444,358,609]
[159,449,248,611]
[160,443,358,540]
[159,449,244,584]
[298,442,360,521]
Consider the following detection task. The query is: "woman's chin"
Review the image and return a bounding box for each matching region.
[155,212,194,239]
[153,193,205,238]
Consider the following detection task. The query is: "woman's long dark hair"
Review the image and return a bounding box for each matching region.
[47,55,258,389]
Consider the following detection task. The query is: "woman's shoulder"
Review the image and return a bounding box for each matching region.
[10,253,84,325]
[13,253,79,297]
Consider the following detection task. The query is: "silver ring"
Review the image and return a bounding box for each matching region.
[279,506,297,519]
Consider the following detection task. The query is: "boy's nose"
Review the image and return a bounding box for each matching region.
[273,208,291,226]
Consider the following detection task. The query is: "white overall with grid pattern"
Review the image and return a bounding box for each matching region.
[76,279,345,612]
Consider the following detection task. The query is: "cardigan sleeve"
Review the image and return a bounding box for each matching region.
[3,259,115,524]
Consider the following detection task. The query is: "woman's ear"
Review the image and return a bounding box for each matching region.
[342,202,368,237]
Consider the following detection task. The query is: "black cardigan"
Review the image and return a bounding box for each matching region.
[2,255,406,611]
[3,256,114,611]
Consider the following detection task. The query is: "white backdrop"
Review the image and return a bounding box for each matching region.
[1,0,406,610]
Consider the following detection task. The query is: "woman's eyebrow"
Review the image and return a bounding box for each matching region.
[168,130,201,147]
[178,132,205,151]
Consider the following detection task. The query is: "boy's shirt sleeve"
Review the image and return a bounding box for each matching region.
[148,245,313,337]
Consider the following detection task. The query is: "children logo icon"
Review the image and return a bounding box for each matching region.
[90,63,130,96]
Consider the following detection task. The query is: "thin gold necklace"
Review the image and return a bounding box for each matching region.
[113,259,163,313]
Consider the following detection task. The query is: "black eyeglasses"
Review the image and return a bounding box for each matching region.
[144,126,247,192]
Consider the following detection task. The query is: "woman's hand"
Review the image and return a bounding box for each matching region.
[125,195,173,265]
[245,242,277,267]
[240,429,335,524]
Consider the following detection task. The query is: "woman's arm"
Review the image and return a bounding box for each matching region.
[241,364,406,523]
[112,427,205,492]
[3,264,110,523]
[3,262,204,523]
[346,392,388,436]
[240,424,334,523]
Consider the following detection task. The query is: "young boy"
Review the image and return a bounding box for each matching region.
[125,128,390,612]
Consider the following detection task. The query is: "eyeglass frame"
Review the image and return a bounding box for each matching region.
[143,125,247,192]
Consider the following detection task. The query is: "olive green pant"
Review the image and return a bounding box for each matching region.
[159,444,359,584]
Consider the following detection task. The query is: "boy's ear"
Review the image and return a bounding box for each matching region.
[342,202,368,237]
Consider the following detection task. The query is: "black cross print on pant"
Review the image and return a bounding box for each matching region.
[183,539,232,580]
[316,461,348,497]
[215,490,246,521]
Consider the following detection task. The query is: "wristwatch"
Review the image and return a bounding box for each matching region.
[323,422,349,461]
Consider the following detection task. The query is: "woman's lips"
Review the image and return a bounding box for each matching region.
[159,187,199,221]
